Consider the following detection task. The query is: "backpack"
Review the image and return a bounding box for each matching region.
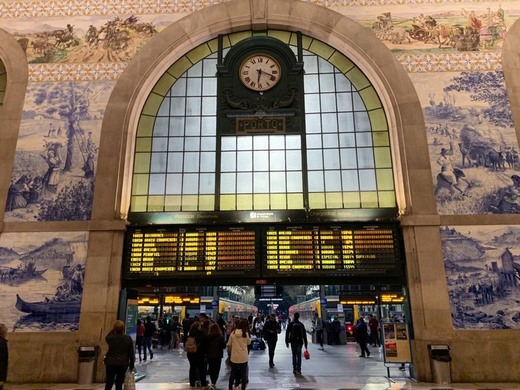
[184,336,198,353]
[290,321,304,343]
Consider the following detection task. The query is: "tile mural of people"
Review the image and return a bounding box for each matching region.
[3,81,113,222]
[441,225,520,330]
[0,231,88,332]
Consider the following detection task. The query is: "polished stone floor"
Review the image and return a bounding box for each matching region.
[6,339,518,390]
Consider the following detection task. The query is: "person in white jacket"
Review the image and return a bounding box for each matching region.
[227,319,251,390]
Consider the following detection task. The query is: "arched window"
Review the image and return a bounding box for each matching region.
[131,31,395,216]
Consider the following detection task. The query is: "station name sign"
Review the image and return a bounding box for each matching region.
[236,117,285,133]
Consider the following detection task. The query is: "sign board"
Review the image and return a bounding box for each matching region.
[381,322,412,364]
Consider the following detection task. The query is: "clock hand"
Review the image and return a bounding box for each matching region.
[257,69,261,84]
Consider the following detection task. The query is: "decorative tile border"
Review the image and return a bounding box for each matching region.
[26,51,501,82]
[29,63,128,81]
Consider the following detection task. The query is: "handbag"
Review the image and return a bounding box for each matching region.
[303,349,310,360]
[124,369,136,390]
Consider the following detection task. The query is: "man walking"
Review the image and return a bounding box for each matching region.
[312,312,324,350]
[285,312,308,375]
[263,313,282,368]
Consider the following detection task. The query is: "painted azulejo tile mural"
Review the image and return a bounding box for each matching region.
[0,231,88,332]
[441,226,520,330]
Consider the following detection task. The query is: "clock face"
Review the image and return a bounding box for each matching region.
[239,54,281,92]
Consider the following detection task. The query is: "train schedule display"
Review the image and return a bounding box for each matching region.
[263,224,402,276]
[125,226,259,278]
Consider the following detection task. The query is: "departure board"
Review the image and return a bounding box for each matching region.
[125,226,259,278]
[263,224,401,276]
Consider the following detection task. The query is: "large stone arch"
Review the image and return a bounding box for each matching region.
[94,0,433,221]
[0,28,28,222]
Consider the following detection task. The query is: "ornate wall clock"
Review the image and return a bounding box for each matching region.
[239,53,282,92]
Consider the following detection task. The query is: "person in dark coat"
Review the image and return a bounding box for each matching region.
[354,318,370,358]
[0,324,8,390]
[206,322,226,390]
[187,321,208,388]
[263,313,281,367]
[104,320,135,390]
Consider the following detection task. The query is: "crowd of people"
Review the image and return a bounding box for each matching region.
[103,311,391,389]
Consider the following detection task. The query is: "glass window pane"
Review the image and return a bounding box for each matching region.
[340,148,358,169]
[254,135,269,149]
[307,150,323,170]
[304,74,319,93]
[149,173,166,194]
[237,151,252,171]
[157,100,170,116]
[286,172,302,192]
[166,173,182,194]
[307,171,324,191]
[359,169,376,190]
[270,172,286,192]
[151,153,167,172]
[199,173,215,194]
[342,170,359,191]
[318,57,334,73]
[319,73,335,92]
[183,173,199,194]
[187,61,203,77]
[337,92,353,112]
[323,149,340,169]
[270,151,285,170]
[201,137,216,151]
[254,150,269,171]
[305,94,320,113]
[354,112,370,132]
[320,93,337,112]
[238,136,253,150]
[304,56,318,73]
[201,96,217,115]
[335,74,352,92]
[168,137,184,151]
[286,135,301,149]
[286,150,302,170]
[356,132,373,147]
[203,58,218,77]
[167,152,184,172]
[186,78,201,96]
[154,118,169,136]
[254,172,269,192]
[186,97,201,115]
[357,148,374,168]
[339,133,356,148]
[200,151,215,172]
[306,134,322,149]
[170,97,186,115]
[152,137,168,151]
[170,77,186,96]
[169,117,185,136]
[305,114,321,133]
[221,151,236,172]
[185,137,200,151]
[322,134,339,148]
[184,152,200,172]
[185,117,201,136]
[338,113,354,133]
[353,93,366,111]
[203,78,217,95]
[270,135,285,150]
[220,173,236,194]
[321,113,338,133]
[237,172,252,193]
[221,136,237,150]
[325,170,341,191]
[201,117,216,136]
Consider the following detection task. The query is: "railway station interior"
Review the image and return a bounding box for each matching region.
[1,0,520,388]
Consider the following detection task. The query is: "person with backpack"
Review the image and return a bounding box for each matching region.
[285,312,308,375]
[186,321,208,389]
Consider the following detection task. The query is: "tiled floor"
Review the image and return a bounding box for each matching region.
[6,341,518,390]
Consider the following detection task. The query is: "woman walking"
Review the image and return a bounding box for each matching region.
[227,319,251,390]
[186,321,208,389]
[104,320,135,390]
[207,322,226,390]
